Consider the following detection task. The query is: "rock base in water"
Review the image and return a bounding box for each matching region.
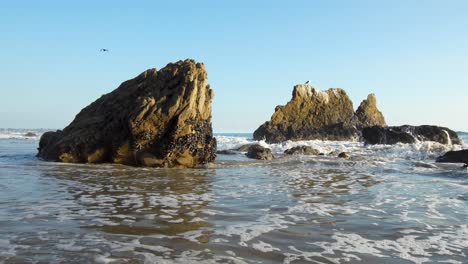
[436,149,468,165]
[284,146,320,155]
[362,125,460,145]
[245,144,274,160]
[38,59,216,168]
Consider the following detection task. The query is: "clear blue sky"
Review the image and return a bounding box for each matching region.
[1,0,467,132]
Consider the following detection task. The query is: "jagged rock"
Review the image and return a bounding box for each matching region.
[362,125,460,145]
[338,152,351,159]
[24,132,37,137]
[436,150,468,166]
[284,146,320,155]
[37,59,216,168]
[355,94,386,128]
[245,144,274,160]
[236,144,255,152]
[253,85,358,143]
[216,150,237,155]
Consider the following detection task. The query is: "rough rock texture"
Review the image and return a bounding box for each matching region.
[245,144,274,160]
[284,146,320,155]
[362,125,461,145]
[338,152,351,159]
[436,150,468,165]
[253,85,358,143]
[37,59,216,168]
[355,94,386,128]
[236,144,255,152]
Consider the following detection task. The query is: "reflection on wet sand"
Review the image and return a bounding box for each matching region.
[1,147,467,263]
[42,164,215,239]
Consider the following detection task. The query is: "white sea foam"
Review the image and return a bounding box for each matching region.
[215,134,463,161]
[251,240,280,252]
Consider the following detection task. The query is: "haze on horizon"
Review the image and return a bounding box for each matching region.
[0,0,467,132]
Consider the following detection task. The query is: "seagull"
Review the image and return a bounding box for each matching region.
[305,80,310,85]
[100,48,109,52]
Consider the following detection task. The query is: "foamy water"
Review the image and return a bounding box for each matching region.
[0,130,467,263]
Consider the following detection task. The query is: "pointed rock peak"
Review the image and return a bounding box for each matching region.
[361,93,378,107]
[355,93,386,128]
[292,84,315,99]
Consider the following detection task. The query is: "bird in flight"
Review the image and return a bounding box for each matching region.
[100,48,109,52]
[305,80,310,85]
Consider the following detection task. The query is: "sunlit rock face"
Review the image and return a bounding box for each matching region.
[355,93,387,128]
[38,59,216,168]
[253,85,358,143]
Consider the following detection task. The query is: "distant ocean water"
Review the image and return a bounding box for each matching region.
[0,129,467,263]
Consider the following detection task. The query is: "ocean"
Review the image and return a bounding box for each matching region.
[0,129,467,263]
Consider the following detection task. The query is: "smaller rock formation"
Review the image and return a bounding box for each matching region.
[362,125,460,145]
[253,85,358,143]
[338,152,351,159]
[253,84,387,143]
[436,150,468,166]
[284,146,320,155]
[24,132,37,137]
[355,94,386,128]
[245,144,274,160]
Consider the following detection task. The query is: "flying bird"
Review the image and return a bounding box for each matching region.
[100,48,109,52]
[305,80,310,85]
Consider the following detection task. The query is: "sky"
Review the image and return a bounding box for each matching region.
[0,0,467,132]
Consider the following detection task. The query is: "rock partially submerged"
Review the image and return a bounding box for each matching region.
[284,146,320,155]
[245,144,274,160]
[38,59,216,168]
[253,84,386,143]
[236,144,255,152]
[338,152,351,159]
[216,150,237,155]
[362,125,460,145]
[436,149,468,166]
[24,132,37,137]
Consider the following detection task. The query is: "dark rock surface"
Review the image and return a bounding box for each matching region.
[436,149,468,165]
[338,152,351,159]
[216,150,237,155]
[362,125,460,145]
[284,146,320,155]
[24,132,37,137]
[37,59,216,168]
[245,144,274,160]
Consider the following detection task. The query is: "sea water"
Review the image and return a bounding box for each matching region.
[0,129,467,263]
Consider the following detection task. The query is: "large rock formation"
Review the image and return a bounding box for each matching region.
[362,125,461,145]
[355,94,386,128]
[38,59,216,168]
[253,84,386,143]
